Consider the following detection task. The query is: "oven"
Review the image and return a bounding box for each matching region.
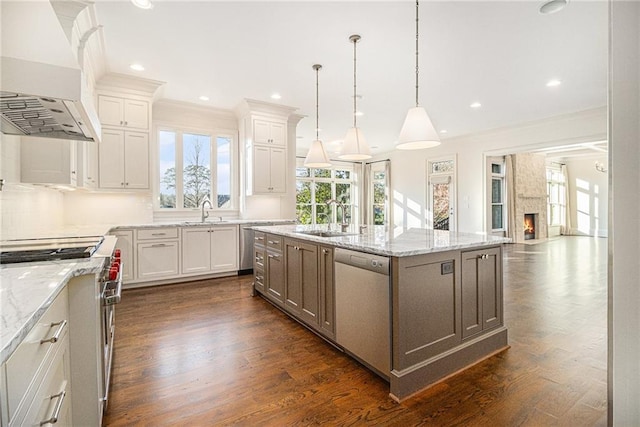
[99,248,123,409]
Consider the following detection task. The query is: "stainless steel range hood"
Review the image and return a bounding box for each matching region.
[0,1,101,143]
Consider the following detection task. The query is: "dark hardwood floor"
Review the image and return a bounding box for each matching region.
[103,236,607,426]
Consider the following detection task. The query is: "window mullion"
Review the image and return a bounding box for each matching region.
[176,131,184,209]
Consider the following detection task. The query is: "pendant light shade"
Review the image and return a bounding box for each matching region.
[396,0,441,150]
[304,64,332,168]
[397,106,440,149]
[339,34,372,161]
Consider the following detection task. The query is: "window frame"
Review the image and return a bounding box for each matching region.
[491,161,506,232]
[546,166,566,227]
[154,124,238,214]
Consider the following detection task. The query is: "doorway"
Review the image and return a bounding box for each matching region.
[427,156,456,231]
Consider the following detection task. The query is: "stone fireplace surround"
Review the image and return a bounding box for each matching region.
[511,153,548,244]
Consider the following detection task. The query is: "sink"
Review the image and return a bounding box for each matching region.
[297,230,357,238]
[183,220,228,225]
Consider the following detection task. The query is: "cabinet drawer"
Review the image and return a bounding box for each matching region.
[6,288,69,421]
[137,228,178,240]
[265,234,283,252]
[254,231,266,247]
[19,335,72,427]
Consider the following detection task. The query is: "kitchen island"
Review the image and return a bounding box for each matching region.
[251,224,510,401]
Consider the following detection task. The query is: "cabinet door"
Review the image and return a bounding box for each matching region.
[182,228,212,274]
[319,245,335,338]
[137,242,180,280]
[210,225,239,272]
[123,132,149,189]
[461,247,502,339]
[269,147,286,193]
[80,141,98,188]
[98,95,123,127]
[299,241,319,326]
[123,99,149,130]
[253,146,272,193]
[269,121,286,146]
[253,119,272,144]
[266,250,284,306]
[284,239,302,315]
[99,129,125,189]
[112,230,134,282]
[20,137,76,185]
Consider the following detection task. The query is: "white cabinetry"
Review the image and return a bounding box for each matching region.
[98,95,149,130]
[253,118,286,146]
[20,137,77,186]
[253,146,286,193]
[78,141,98,189]
[112,229,134,282]
[136,228,180,281]
[181,225,239,275]
[98,129,149,189]
[2,288,72,426]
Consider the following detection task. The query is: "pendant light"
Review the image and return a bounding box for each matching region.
[339,34,372,161]
[304,64,331,168]
[396,0,441,150]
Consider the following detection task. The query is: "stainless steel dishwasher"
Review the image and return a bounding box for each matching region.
[334,248,391,377]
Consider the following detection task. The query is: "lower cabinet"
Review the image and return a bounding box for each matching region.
[136,228,180,281]
[461,247,503,339]
[181,225,239,275]
[112,229,134,282]
[254,235,335,340]
[285,238,319,326]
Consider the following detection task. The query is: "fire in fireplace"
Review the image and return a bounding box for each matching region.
[524,214,536,240]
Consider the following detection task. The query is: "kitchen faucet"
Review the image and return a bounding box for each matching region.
[201,199,213,223]
[326,199,349,232]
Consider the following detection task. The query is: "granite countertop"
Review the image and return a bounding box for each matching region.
[251,224,511,257]
[110,218,296,230]
[0,257,106,365]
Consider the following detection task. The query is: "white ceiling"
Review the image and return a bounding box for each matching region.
[93,0,608,156]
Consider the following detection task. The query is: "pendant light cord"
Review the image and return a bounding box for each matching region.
[315,65,320,141]
[353,36,358,128]
[415,0,420,107]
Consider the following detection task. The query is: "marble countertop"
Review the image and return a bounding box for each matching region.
[0,257,106,365]
[251,225,510,257]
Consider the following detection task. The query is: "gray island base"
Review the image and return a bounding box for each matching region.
[251,225,510,401]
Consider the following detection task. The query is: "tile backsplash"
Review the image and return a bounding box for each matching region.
[0,184,65,239]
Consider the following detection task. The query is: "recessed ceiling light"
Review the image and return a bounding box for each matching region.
[199,96,209,101]
[355,111,364,117]
[271,93,282,100]
[130,63,145,71]
[440,129,448,134]
[546,79,562,87]
[470,102,482,109]
[539,0,568,15]
[131,0,153,9]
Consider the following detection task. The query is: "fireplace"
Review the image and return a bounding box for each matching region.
[524,214,536,240]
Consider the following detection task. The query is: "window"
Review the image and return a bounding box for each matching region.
[296,160,356,225]
[369,162,389,226]
[547,166,566,227]
[158,128,235,210]
[427,157,456,231]
[491,161,505,231]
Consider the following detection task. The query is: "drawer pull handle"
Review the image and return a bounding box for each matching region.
[151,233,166,236]
[41,320,67,344]
[268,240,280,245]
[40,390,66,425]
[151,243,168,248]
[268,254,279,259]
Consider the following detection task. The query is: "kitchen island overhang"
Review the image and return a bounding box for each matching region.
[251,225,510,401]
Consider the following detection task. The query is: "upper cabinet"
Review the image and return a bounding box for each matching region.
[98,95,149,130]
[253,118,286,146]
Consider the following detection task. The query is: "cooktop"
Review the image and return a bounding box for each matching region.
[0,236,104,264]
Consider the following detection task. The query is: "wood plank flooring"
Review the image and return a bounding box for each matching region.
[103,236,607,426]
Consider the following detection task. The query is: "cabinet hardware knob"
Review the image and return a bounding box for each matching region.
[41,320,67,344]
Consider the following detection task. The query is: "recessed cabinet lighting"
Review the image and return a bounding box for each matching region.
[546,79,562,87]
[470,102,482,109]
[130,63,145,71]
[199,95,209,101]
[131,0,153,9]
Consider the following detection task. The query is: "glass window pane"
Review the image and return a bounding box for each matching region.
[335,169,351,179]
[314,182,332,204]
[296,204,312,225]
[216,137,231,208]
[431,160,454,174]
[337,204,351,223]
[159,130,176,208]
[492,179,502,203]
[373,182,385,204]
[183,133,211,208]
[316,204,331,224]
[373,205,385,225]
[296,181,311,204]
[492,205,503,229]
[336,183,351,204]
[492,163,501,174]
[296,167,310,178]
[373,171,385,181]
[314,168,331,178]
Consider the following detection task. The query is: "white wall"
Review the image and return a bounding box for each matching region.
[383,107,607,234]
[609,1,640,423]
[564,155,608,237]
